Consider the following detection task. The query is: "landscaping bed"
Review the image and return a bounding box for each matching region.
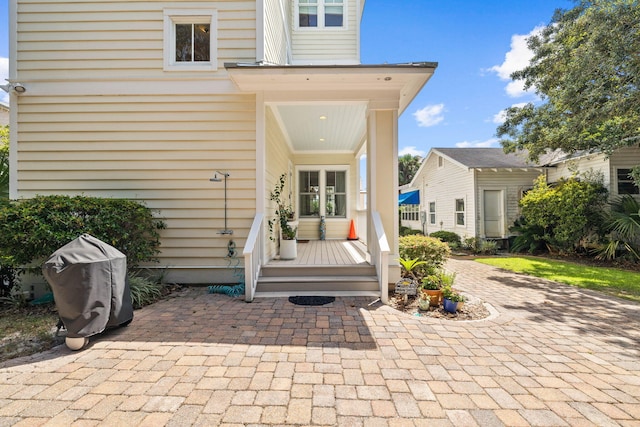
[387,290,491,321]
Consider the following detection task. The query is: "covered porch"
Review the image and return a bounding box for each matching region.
[226,62,437,302]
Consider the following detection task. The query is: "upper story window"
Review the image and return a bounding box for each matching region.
[298,0,344,29]
[164,9,217,71]
[617,168,640,195]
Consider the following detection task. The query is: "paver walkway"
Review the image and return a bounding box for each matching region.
[1,258,639,426]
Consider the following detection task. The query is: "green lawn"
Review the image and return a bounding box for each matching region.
[475,256,640,303]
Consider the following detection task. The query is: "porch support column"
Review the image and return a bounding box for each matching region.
[367,106,400,283]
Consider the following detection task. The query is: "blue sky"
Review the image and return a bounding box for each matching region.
[361,0,574,157]
[1,0,574,156]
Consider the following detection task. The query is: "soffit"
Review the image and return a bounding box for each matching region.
[271,103,367,153]
[227,63,437,154]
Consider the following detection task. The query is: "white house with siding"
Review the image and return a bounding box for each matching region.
[404,146,640,243]
[405,148,545,241]
[540,147,640,199]
[0,102,9,126]
[5,0,437,301]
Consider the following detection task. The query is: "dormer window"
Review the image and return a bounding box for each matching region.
[298,0,344,29]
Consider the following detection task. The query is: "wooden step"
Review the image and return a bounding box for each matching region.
[260,264,376,277]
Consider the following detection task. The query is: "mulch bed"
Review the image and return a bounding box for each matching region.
[388,291,491,321]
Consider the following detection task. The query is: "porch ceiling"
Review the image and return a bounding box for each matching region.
[270,103,367,153]
[226,62,437,154]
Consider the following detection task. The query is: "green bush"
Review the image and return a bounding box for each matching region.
[429,231,461,246]
[0,195,166,270]
[400,227,423,236]
[518,175,608,254]
[128,274,166,309]
[399,235,450,278]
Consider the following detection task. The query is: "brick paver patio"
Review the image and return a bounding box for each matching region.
[1,257,639,426]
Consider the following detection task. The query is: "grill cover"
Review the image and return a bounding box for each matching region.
[43,234,133,338]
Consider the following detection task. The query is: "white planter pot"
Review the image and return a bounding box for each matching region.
[280,239,297,260]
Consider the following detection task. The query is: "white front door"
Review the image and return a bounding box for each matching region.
[483,190,503,238]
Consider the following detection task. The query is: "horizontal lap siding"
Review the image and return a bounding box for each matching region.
[419,155,475,238]
[263,0,289,64]
[290,0,358,63]
[476,170,541,237]
[17,94,257,268]
[17,0,256,80]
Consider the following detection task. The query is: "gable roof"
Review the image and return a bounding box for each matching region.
[434,148,537,169]
[407,147,543,189]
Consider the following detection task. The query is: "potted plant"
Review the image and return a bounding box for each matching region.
[421,274,443,306]
[420,270,455,306]
[442,284,465,313]
[268,173,298,259]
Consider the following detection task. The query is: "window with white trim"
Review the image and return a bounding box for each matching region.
[617,168,640,195]
[400,204,419,222]
[429,201,436,225]
[455,198,465,226]
[299,167,348,217]
[164,9,217,71]
[298,0,344,28]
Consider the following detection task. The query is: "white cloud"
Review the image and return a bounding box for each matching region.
[492,102,528,124]
[455,138,499,148]
[413,104,445,127]
[0,57,8,104]
[399,146,426,158]
[489,26,544,98]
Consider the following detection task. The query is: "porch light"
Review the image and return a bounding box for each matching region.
[0,81,26,93]
[320,138,325,142]
[319,115,327,120]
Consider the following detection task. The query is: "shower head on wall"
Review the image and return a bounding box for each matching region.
[210,171,230,182]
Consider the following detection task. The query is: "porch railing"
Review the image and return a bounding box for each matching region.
[370,211,389,304]
[243,213,264,302]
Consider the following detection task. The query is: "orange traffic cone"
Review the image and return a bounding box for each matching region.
[347,219,358,240]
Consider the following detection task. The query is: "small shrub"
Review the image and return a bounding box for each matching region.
[399,235,450,278]
[128,274,166,309]
[429,231,461,246]
[400,227,422,237]
[478,239,498,255]
[0,264,20,300]
[462,237,477,251]
[0,195,166,271]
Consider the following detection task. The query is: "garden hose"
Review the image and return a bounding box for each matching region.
[207,240,245,297]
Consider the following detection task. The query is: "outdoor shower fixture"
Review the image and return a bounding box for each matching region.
[210,171,233,235]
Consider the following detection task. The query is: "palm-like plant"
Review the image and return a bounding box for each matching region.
[596,195,640,261]
[397,257,428,280]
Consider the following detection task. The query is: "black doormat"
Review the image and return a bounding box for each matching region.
[288,296,335,306]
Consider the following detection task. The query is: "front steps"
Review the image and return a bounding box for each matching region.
[254,264,380,298]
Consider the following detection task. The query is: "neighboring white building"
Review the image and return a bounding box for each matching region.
[402,146,640,242]
[6,0,437,296]
[403,148,545,241]
[0,102,8,127]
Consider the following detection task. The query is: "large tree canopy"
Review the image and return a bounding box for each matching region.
[497,0,640,161]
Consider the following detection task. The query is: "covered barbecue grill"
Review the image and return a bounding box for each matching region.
[43,234,133,350]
